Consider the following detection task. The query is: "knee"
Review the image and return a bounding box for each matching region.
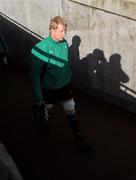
[46,104,53,111]
[66,108,75,114]
[62,98,75,114]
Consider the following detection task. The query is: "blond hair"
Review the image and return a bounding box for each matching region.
[49,16,67,30]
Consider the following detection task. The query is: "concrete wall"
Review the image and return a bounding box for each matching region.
[0,0,136,112]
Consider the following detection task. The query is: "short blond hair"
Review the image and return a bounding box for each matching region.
[49,16,67,30]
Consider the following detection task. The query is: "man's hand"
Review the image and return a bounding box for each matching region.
[2,57,8,65]
[32,100,49,131]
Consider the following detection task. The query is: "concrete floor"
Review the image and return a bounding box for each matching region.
[0,67,136,180]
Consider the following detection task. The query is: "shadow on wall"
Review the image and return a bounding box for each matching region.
[69,35,136,105]
[0,14,42,72]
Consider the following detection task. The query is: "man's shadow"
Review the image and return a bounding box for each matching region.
[106,53,136,102]
[69,35,136,103]
[69,35,81,81]
[106,53,129,93]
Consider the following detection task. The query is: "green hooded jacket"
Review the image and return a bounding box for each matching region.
[30,35,72,102]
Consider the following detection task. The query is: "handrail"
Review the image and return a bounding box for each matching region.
[69,0,136,22]
[120,83,136,95]
[0,12,44,40]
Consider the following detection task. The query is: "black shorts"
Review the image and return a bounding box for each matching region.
[42,84,73,104]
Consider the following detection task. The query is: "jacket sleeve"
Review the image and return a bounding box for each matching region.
[0,34,9,53]
[30,54,46,102]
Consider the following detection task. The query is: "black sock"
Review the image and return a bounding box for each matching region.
[67,113,80,136]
